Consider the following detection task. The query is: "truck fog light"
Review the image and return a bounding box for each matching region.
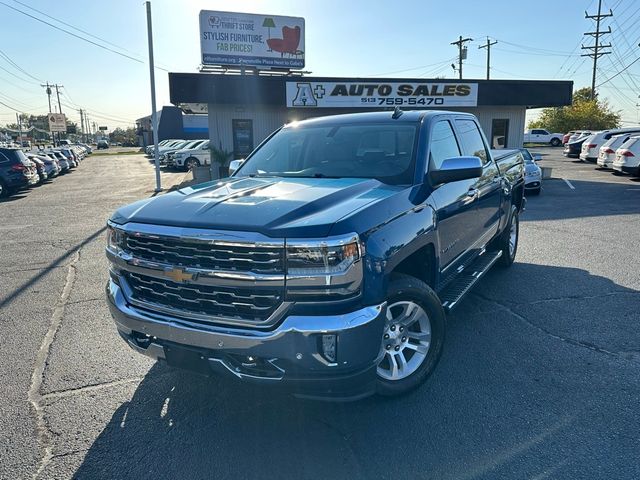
[321,334,337,363]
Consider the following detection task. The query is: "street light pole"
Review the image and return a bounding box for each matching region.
[145,1,162,193]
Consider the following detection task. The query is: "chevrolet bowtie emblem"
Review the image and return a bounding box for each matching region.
[164,267,196,283]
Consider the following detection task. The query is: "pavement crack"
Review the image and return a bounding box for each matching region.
[471,292,630,361]
[513,290,636,307]
[41,377,145,404]
[27,249,80,480]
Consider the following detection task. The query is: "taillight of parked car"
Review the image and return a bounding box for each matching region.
[604,148,615,154]
[10,164,26,172]
[587,144,597,149]
[621,150,635,157]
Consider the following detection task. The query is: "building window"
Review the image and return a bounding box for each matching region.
[491,119,509,149]
[232,119,254,159]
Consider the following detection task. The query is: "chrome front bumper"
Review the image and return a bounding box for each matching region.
[107,279,386,399]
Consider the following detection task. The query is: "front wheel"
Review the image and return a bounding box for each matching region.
[376,274,446,396]
[185,158,200,171]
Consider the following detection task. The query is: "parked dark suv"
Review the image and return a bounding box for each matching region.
[0,147,37,198]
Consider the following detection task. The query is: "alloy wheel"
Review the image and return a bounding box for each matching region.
[377,300,431,381]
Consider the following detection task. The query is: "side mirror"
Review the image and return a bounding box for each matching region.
[228,159,245,175]
[533,154,543,162]
[429,156,483,185]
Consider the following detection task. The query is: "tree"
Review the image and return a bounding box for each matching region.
[528,87,621,132]
[109,127,138,146]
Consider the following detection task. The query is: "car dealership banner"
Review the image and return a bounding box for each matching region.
[200,10,305,68]
[286,81,478,108]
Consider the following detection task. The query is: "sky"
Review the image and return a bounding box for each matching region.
[0,0,639,130]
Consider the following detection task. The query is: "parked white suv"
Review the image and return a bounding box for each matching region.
[172,140,211,170]
[597,134,634,168]
[523,129,564,146]
[613,135,640,176]
[580,127,640,162]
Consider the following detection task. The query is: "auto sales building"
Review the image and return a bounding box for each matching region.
[168,73,573,160]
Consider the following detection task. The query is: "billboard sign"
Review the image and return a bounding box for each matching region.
[286,81,478,108]
[200,10,305,69]
[48,113,67,133]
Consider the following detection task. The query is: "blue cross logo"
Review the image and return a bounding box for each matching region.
[314,85,326,98]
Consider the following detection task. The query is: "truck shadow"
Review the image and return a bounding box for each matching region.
[73,263,639,479]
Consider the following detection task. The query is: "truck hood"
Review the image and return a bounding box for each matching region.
[110,176,405,237]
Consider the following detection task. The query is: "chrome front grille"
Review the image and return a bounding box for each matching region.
[123,271,283,324]
[123,234,284,274]
[108,223,287,328]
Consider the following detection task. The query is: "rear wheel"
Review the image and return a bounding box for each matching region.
[497,206,519,267]
[185,157,200,171]
[0,180,7,198]
[550,138,561,147]
[376,274,446,396]
[528,187,541,196]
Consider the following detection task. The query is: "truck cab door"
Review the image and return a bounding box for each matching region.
[427,119,479,270]
[454,119,501,249]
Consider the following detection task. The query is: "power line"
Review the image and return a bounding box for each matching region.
[0,1,162,68]
[0,48,42,82]
[10,0,174,71]
[596,54,640,87]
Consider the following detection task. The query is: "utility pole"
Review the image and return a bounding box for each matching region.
[16,113,22,145]
[54,84,63,114]
[478,37,498,80]
[41,82,53,113]
[78,109,85,142]
[145,1,162,192]
[581,0,612,100]
[451,36,473,80]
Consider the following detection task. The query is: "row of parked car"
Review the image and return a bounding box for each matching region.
[145,138,211,171]
[0,143,92,199]
[562,127,640,177]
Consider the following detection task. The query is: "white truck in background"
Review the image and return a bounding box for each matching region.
[523,129,564,147]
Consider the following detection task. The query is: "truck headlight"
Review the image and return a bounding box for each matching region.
[285,234,363,300]
[106,223,124,254]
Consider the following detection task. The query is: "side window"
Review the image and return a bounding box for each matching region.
[0,152,9,163]
[429,120,461,170]
[455,119,490,165]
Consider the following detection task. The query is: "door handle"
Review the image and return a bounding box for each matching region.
[467,188,479,198]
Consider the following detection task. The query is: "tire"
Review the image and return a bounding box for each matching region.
[550,138,561,147]
[0,180,7,199]
[497,206,519,267]
[185,157,200,171]
[528,187,541,196]
[376,274,446,397]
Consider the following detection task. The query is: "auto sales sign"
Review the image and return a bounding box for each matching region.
[286,81,478,108]
[200,10,305,69]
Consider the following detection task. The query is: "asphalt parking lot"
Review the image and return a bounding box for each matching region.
[1,149,639,479]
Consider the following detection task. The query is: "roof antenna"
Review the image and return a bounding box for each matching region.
[391,106,403,119]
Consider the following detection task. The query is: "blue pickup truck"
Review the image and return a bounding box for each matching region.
[106,110,524,400]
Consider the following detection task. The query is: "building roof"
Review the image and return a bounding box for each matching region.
[169,73,573,111]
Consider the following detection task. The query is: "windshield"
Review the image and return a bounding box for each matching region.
[237,123,417,185]
[520,149,534,163]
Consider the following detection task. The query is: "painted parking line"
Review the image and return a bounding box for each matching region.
[563,178,576,190]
